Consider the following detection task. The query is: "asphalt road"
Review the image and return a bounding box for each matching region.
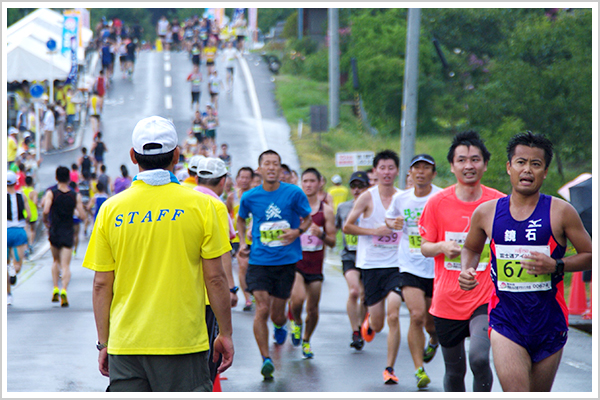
[6,49,594,394]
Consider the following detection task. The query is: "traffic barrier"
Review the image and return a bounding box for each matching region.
[568,272,587,315]
[583,281,592,320]
[213,373,222,392]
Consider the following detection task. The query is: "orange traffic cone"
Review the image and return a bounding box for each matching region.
[583,281,592,320]
[212,373,222,392]
[568,272,587,315]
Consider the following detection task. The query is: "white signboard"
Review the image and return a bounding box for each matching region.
[335,151,375,170]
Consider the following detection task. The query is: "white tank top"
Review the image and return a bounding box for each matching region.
[356,185,402,269]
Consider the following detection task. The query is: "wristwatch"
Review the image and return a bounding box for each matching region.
[554,259,565,276]
[320,230,327,241]
[298,227,305,235]
[96,341,108,351]
[230,286,239,294]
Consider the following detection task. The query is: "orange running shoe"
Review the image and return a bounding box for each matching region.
[383,367,399,384]
[360,313,375,342]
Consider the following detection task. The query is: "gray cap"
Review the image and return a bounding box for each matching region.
[196,157,228,179]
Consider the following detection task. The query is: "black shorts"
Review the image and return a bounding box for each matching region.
[107,351,211,392]
[231,242,239,256]
[194,132,204,143]
[361,267,402,306]
[206,60,215,67]
[295,268,324,284]
[246,263,296,299]
[192,55,200,66]
[433,304,489,348]
[237,35,245,42]
[191,92,200,103]
[342,259,359,275]
[227,67,234,75]
[205,305,221,383]
[399,272,433,298]
[49,230,74,249]
[210,92,218,99]
[119,55,127,63]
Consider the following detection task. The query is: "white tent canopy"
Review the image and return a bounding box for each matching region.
[6,8,93,82]
[7,35,72,82]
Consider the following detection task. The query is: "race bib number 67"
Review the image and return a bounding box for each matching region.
[495,244,551,292]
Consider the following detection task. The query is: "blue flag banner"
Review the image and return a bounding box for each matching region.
[62,15,79,56]
[233,8,245,24]
[65,36,78,85]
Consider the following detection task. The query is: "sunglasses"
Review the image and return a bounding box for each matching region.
[350,182,367,189]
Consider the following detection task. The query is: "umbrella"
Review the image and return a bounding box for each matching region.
[569,177,592,237]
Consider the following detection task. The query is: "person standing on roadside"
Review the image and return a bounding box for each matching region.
[458,132,592,392]
[289,168,336,359]
[335,171,370,351]
[237,150,312,380]
[419,131,504,392]
[83,116,234,391]
[42,166,88,307]
[343,150,403,385]
[384,154,442,389]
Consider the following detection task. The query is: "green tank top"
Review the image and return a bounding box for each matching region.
[22,186,38,221]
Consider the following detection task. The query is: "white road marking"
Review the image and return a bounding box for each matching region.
[164,62,171,71]
[165,94,172,109]
[165,75,172,87]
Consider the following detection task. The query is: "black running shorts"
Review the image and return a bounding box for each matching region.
[246,263,296,299]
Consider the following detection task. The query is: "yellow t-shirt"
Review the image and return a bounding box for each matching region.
[7,137,17,163]
[82,180,230,355]
[328,185,349,213]
[204,46,217,63]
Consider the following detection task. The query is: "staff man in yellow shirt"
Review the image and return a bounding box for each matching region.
[83,116,234,392]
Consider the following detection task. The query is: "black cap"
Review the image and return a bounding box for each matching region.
[410,154,435,168]
[349,171,369,185]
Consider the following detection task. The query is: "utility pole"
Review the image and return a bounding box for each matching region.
[298,8,303,40]
[329,8,340,128]
[400,8,421,189]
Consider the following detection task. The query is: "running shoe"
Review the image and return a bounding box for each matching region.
[361,313,375,343]
[302,341,314,359]
[290,320,302,347]
[415,367,431,389]
[8,264,17,285]
[261,357,274,380]
[60,289,69,307]
[243,300,253,312]
[383,367,398,384]
[7,293,13,306]
[350,331,364,350]
[273,323,287,345]
[423,342,439,363]
[52,287,60,303]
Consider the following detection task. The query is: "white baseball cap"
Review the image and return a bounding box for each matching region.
[196,157,228,179]
[187,155,206,173]
[331,174,342,185]
[8,127,19,136]
[7,171,17,185]
[132,116,178,155]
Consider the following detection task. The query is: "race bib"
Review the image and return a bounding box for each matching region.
[300,233,323,252]
[259,220,290,247]
[495,244,552,292]
[407,226,422,254]
[372,231,401,248]
[345,234,358,251]
[444,231,490,271]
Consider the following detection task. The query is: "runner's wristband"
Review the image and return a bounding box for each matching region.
[554,259,565,276]
[298,227,305,235]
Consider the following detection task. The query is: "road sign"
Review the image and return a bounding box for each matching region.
[335,151,374,170]
[30,84,44,98]
[46,38,56,51]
